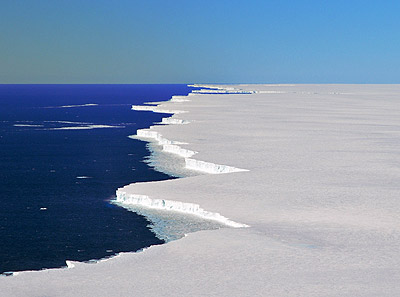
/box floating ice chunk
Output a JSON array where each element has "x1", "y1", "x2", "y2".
[{"x1": 66, "y1": 261, "x2": 74, "y2": 268}]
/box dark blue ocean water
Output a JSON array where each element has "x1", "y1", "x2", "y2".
[{"x1": 0, "y1": 84, "x2": 193, "y2": 274}]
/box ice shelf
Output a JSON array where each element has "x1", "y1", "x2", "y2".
[{"x1": 3, "y1": 85, "x2": 400, "y2": 297}]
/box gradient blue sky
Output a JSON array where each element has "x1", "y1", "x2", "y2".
[{"x1": 1, "y1": 0, "x2": 399, "y2": 83}]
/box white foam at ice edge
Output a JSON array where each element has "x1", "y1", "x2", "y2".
[{"x1": 115, "y1": 190, "x2": 248, "y2": 228}]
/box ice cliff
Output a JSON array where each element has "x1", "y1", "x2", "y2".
[
  {"x1": 115, "y1": 190, "x2": 248, "y2": 228},
  {"x1": 133, "y1": 128, "x2": 248, "y2": 173},
  {"x1": 131, "y1": 105, "x2": 186, "y2": 114}
]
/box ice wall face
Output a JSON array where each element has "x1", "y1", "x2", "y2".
[
  {"x1": 185, "y1": 158, "x2": 248, "y2": 174},
  {"x1": 134, "y1": 128, "x2": 248, "y2": 174},
  {"x1": 160, "y1": 118, "x2": 189, "y2": 125},
  {"x1": 131, "y1": 105, "x2": 186, "y2": 114},
  {"x1": 162, "y1": 144, "x2": 196, "y2": 158},
  {"x1": 115, "y1": 190, "x2": 248, "y2": 228}
]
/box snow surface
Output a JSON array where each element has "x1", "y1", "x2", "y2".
[{"x1": 2, "y1": 84, "x2": 400, "y2": 296}]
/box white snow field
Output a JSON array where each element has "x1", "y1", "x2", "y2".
[{"x1": 1, "y1": 84, "x2": 400, "y2": 296}]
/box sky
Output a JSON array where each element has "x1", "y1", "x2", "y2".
[{"x1": 1, "y1": 0, "x2": 400, "y2": 84}]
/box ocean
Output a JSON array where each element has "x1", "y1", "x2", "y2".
[{"x1": 0, "y1": 84, "x2": 193, "y2": 274}]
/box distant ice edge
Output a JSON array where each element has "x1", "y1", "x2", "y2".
[{"x1": 115, "y1": 190, "x2": 248, "y2": 228}]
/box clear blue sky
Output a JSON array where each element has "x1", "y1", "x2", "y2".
[{"x1": 1, "y1": 0, "x2": 399, "y2": 83}]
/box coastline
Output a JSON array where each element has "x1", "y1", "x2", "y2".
[{"x1": 2, "y1": 84, "x2": 400, "y2": 296}]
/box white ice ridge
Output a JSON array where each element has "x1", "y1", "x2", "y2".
[
  {"x1": 133, "y1": 129, "x2": 196, "y2": 157},
  {"x1": 188, "y1": 84, "x2": 232, "y2": 90},
  {"x1": 170, "y1": 95, "x2": 190, "y2": 102},
  {"x1": 135, "y1": 129, "x2": 174, "y2": 145},
  {"x1": 131, "y1": 105, "x2": 186, "y2": 114},
  {"x1": 163, "y1": 144, "x2": 196, "y2": 158},
  {"x1": 192, "y1": 89, "x2": 255, "y2": 94},
  {"x1": 185, "y1": 158, "x2": 249, "y2": 174},
  {"x1": 134, "y1": 128, "x2": 248, "y2": 173},
  {"x1": 115, "y1": 190, "x2": 249, "y2": 228},
  {"x1": 160, "y1": 117, "x2": 189, "y2": 125}
]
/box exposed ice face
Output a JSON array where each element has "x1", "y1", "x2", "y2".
[
  {"x1": 115, "y1": 191, "x2": 249, "y2": 229},
  {"x1": 143, "y1": 142, "x2": 200, "y2": 178},
  {"x1": 162, "y1": 144, "x2": 196, "y2": 158},
  {"x1": 185, "y1": 158, "x2": 249, "y2": 174},
  {"x1": 170, "y1": 95, "x2": 190, "y2": 102},
  {"x1": 160, "y1": 117, "x2": 189, "y2": 125},
  {"x1": 133, "y1": 128, "x2": 248, "y2": 175},
  {"x1": 131, "y1": 105, "x2": 186, "y2": 114},
  {"x1": 112, "y1": 201, "x2": 226, "y2": 242}
]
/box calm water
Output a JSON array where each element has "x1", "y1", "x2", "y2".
[{"x1": 0, "y1": 84, "x2": 193, "y2": 274}]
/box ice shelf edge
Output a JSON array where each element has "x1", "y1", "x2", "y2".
[{"x1": 115, "y1": 191, "x2": 249, "y2": 228}]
